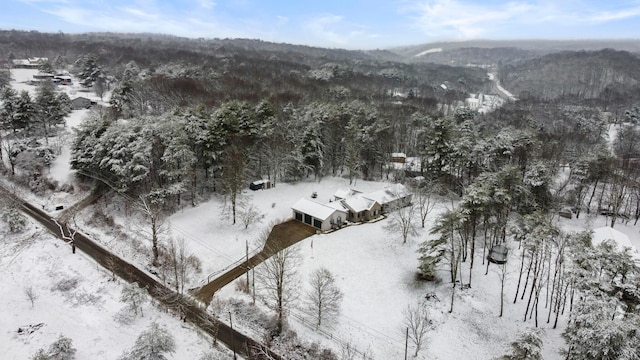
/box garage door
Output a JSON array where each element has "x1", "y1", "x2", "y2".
[
  {"x1": 304, "y1": 214, "x2": 312, "y2": 225},
  {"x1": 295, "y1": 211, "x2": 302, "y2": 221}
]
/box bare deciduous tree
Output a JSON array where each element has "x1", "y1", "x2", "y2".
[
  {"x1": 385, "y1": 201, "x2": 418, "y2": 244},
  {"x1": 415, "y1": 183, "x2": 438, "y2": 228},
  {"x1": 239, "y1": 202, "x2": 265, "y2": 230},
  {"x1": 138, "y1": 194, "x2": 168, "y2": 266},
  {"x1": 306, "y1": 267, "x2": 343, "y2": 328},
  {"x1": 24, "y1": 284, "x2": 38, "y2": 308},
  {"x1": 165, "y1": 237, "x2": 202, "y2": 294},
  {"x1": 257, "y1": 245, "x2": 300, "y2": 334},
  {"x1": 403, "y1": 303, "x2": 433, "y2": 357}
]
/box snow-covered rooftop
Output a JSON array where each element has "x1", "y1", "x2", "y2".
[
  {"x1": 364, "y1": 183, "x2": 410, "y2": 205},
  {"x1": 334, "y1": 188, "x2": 362, "y2": 200},
  {"x1": 342, "y1": 195, "x2": 377, "y2": 212},
  {"x1": 292, "y1": 198, "x2": 346, "y2": 220}
]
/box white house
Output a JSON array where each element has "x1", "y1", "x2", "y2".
[
  {"x1": 292, "y1": 198, "x2": 347, "y2": 231},
  {"x1": 341, "y1": 196, "x2": 382, "y2": 222},
  {"x1": 364, "y1": 183, "x2": 412, "y2": 213},
  {"x1": 334, "y1": 188, "x2": 362, "y2": 201}
]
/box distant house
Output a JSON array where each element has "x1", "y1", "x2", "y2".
[
  {"x1": 390, "y1": 152, "x2": 406, "y2": 163},
  {"x1": 53, "y1": 75, "x2": 72, "y2": 85},
  {"x1": 364, "y1": 183, "x2": 412, "y2": 213},
  {"x1": 292, "y1": 198, "x2": 347, "y2": 231},
  {"x1": 32, "y1": 73, "x2": 54, "y2": 82},
  {"x1": 71, "y1": 97, "x2": 94, "y2": 110},
  {"x1": 12, "y1": 57, "x2": 48, "y2": 69}
]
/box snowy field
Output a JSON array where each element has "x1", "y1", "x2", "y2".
[
  {"x1": 0, "y1": 218, "x2": 229, "y2": 359},
  {"x1": 10, "y1": 68, "x2": 104, "y2": 104},
  {"x1": 162, "y1": 172, "x2": 640, "y2": 359}
]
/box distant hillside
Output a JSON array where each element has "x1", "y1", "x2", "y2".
[
  {"x1": 391, "y1": 39, "x2": 640, "y2": 65},
  {"x1": 407, "y1": 47, "x2": 541, "y2": 66},
  {"x1": 498, "y1": 49, "x2": 640, "y2": 101}
]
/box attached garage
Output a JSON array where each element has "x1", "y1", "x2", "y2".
[{"x1": 292, "y1": 198, "x2": 347, "y2": 232}]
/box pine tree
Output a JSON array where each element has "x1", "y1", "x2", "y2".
[
  {"x1": 121, "y1": 322, "x2": 175, "y2": 360},
  {"x1": 120, "y1": 282, "x2": 148, "y2": 317},
  {"x1": 32, "y1": 334, "x2": 76, "y2": 360},
  {"x1": 77, "y1": 53, "x2": 104, "y2": 88},
  {"x1": 500, "y1": 328, "x2": 544, "y2": 360}
]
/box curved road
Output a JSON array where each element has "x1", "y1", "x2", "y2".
[{"x1": 6, "y1": 189, "x2": 282, "y2": 360}]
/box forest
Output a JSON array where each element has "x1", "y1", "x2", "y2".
[{"x1": 1, "y1": 30, "x2": 640, "y2": 359}]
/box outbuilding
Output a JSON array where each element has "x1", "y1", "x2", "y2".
[
  {"x1": 71, "y1": 97, "x2": 94, "y2": 110},
  {"x1": 249, "y1": 179, "x2": 271, "y2": 190},
  {"x1": 292, "y1": 198, "x2": 347, "y2": 231}
]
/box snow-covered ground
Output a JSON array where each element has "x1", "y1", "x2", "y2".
[
  {"x1": 1, "y1": 69, "x2": 230, "y2": 360},
  {"x1": 10, "y1": 68, "x2": 106, "y2": 104},
  {"x1": 0, "y1": 218, "x2": 229, "y2": 359},
  {"x1": 6, "y1": 67, "x2": 640, "y2": 359}
]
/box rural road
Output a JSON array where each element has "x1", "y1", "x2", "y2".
[{"x1": 2, "y1": 186, "x2": 283, "y2": 360}]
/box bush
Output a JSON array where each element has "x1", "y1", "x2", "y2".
[{"x1": 2, "y1": 207, "x2": 27, "y2": 233}]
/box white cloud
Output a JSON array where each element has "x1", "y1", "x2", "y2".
[
  {"x1": 404, "y1": 0, "x2": 640, "y2": 39},
  {"x1": 305, "y1": 14, "x2": 349, "y2": 45},
  {"x1": 18, "y1": 0, "x2": 70, "y2": 3},
  {"x1": 119, "y1": 7, "x2": 159, "y2": 20},
  {"x1": 197, "y1": 0, "x2": 215, "y2": 10},
  {"x1": 585, "y1": 6, "x2": 640, "y2": 22}
]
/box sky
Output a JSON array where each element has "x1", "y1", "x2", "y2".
[{"x1": 2, "y1": 0, "x2": 640, "y2": 49}]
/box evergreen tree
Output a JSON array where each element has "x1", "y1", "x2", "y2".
[
  {"x1": 35, "y1": 81, "x2": 70, "y2": 140},
  {"x1": 0, "y1": 87, "x2": 18, "y2": 130},
  {"x1": 77, "y1": 53, "x2": 104, "y2": 88},
  {"x1": 120, "y1": 322, "x2": 175, "y2": 360},
  {"x1": 563, "y1": 292, "x2": 640, "y2": 360},
  {"x1": 120, "y1": 282, "x2": 148, "y2": 317},
  {"x1": 500, "y1": 328, "x2": 544, "y2": 360},
  {"x1": 32, "y1": 334, "x2": 76, "y2": 360}
]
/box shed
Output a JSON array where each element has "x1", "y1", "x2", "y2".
[
  {"x1": 488, "y1": 244, "x2": 509, "y2": 264},
  {"x1": 249, "y1": 179, "x2": 271, "y2": 190},
  {"x1": 390, "y1": 152, "x2": 406, "y2": 163},
  {"x1": 71, "y1": 97, "x2": 94, "y2": 110},
  {"x1": 292, "y1": 198, "x2": 347, "y2": 231}
]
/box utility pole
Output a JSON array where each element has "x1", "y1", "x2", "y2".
[
  {"x1": 246, "y1": 239, "x2": 250, "y2": 287},
  {"x1": 404, "y1": 327, "x2": 409, "y2": 360},
  {"x1": 229, "y1": 311, "x2": 237, "y2": 360}
]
